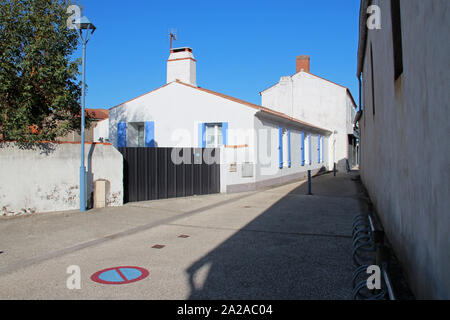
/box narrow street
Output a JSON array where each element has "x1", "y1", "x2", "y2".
[{"x1": 0, "y1": 172, "x2": 366, "y2": 299}]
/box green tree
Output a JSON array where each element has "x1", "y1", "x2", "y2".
[{"x1": 0, "y1": 0, "x2": 90, "y2": 147}]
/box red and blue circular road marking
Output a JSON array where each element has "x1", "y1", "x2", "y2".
[{"x1": 91, "y1": 266, "x2": 149, "y2": 285}]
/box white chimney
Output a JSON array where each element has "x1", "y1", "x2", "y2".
[{"x1": 167, "y1": 47, "x2": 197, "y2": 86}]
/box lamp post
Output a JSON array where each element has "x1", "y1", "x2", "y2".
[{"x1": 75, "y1": 16, "x2": 96, "y2": 212}]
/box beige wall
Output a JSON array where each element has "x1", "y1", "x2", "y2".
[
  {"x1": 57, "y1": 124, "x2": 97, "y2": 143},
  {"x1": 359, "y1": 0, "x2": 450, "y2": 299}
]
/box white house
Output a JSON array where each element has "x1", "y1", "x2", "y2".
[
  {"x1": 260, "y1": 55, "x2": 358, "y2": 171},
  {"x1": 109, "y1": 47, "x2": 332, "y2": 193}
]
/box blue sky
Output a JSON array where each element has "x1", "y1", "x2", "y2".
[{"x1": 78, "y1": 0, "x2": 360, "y2": 109}]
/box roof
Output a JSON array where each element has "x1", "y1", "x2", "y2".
[
  {"x1": 259, "y1": 71, "x2": 358, "y2": 108},
  {"x1": 174, "y1": 80, "x2": 331, "y2": 133},
  {"x1": 86, "y1": 108, "x2": 109, "y2": 120},
  {"x1": 109, "y1": 80, "x2": 330, "y2": 133}
]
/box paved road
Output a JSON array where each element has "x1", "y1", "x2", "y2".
[{"x1": 0, "y1": 172, "x2": 366, "y2": 299}]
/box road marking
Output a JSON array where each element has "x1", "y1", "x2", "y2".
[
  {"x1": 0, "y1": 192, "x2": 260, "y2": 277},
  {"x1": 91, "y1": 266, "x2": 149, "y2": 285}
]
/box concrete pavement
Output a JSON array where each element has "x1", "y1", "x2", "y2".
[{"x1": 0, "y1": 171, "x2": 367, "y2": 299}]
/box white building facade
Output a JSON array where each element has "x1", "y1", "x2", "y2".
[
  {"x1": 356, "y1": 0, "x2": 450, "y2": 299},
  {"x1": 260, "y1": 56, "x2": 358, "y2": 171},
  {"x1": 109, "y1": 47, "x2": 331, "y2": 193},
  {"x1": 93, "y1": 119, "x2": 109, "y2": 143}
]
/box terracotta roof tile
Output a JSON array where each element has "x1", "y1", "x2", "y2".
[
  {"x1": 86, "y1": 109, "x2": 109, "y2": 120},
  {"x1": 175, "y1": 80, "x2": 331, "y2": 133},
  {"x1": 108, "y1": 80, "x2": 331, "y2": 133}
]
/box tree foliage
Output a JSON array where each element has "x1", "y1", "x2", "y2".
[{"x1": 0, "y1": 0, "x2": 90, "y2": 147}]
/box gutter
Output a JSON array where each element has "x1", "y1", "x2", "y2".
[
  {"x1": 356, "y1": 0, "x2": 370, "y2": 77},
  {"x1": 354, "y1": 75, "x2": 363, "y2": 125},
  {"x1": 255, "y1": 110, "x2": 332, "y2": 135},
  {"x1": 355, "y1": 0, "x2": 369, "y2": 125}
]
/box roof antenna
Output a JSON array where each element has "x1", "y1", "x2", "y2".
[{"x1": 169, "y1": 28, "x2": 177, "y2": 50}]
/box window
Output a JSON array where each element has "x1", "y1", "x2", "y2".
[
  {"x1": 304, "y1": 134, "x2": 311, "y2": 165},
  {"x1": 205, "y1": 123, "x2": 223, "y2": 148},
  {"x1": 321, "y1": 136, "x2": 325, "y2": 163},
  {"x1": 317, "y1": 135, "x2": 322, "y2": 163},
  {"x1": 308, "y1": 134, "x2": 312, "y2": 165},
  {"x1": 282, "y1": 129, "x2": 289, "y2": 168},
  {"x1": 301, "y1": 132, "x2": 305, "y2": 166},
  {"x1": 391, "y1": 0, "x2": 403, "y2": 80}
]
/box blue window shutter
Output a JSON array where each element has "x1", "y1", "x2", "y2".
[
  {"x1": 145, "y1": 121, "x2": 155, "y2": 147},
  {"x1": 117, "y1": 122, "x2": 127, "y2": 148},
  {"x1": 198, "y1": 123, "x2": 206, "y2": 148},
  {"x1": 318, "y1": 135, "x2": 321, "y2": 163},
  {"x1": 222, "y1": 122, "x2": 228, "y2": 146},
  {"x1": 301, "y1": 132, "x2": 305, "y2": 166},
  {"x1": 308, "y1": 134, "x2": 312, "y2": 165},
  {"x1": 287, "y1": 129, "x2": 291, "y2": 168},
  {"x1": 278, "y1": 126, "x2": 283, "y2": 169}
]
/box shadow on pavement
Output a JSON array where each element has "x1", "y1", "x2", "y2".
[{"x1": 186, "y1": 172, "x2": 367, "y2": 299}]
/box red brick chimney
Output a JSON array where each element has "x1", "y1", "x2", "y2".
[{"x1": 296, "y1": 55, "x2": 310, "y2": 73}]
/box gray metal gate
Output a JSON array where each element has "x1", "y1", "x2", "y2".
[{"x1": 119, "y1": 147, "x2": 220, "y2": 203}]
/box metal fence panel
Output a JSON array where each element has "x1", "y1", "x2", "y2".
[{"x1": 119, "y1": 147, "x2": 220, "y2": 203}]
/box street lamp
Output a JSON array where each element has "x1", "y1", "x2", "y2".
[{"x1": 75, "y1": 16, "x2": 96, "y2": 212}]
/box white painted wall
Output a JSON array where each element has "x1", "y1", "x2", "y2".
[
  {"x1": 93, "y1": 119, "x2": 110, "y2": 142},
  {"x1": 246, "y1": 116, "x2": 327, "y2": 191},
  {"x1": 0, "y1": 143, "x2": 123, "y2": 216},
  {"x1": 110, "y1": 81, "x2": 330, "y2": 193},
  {"x1": 110, "y1": 82, "x2": 256, "y2": 149},
  {"x1": 261, "y1": 71, "x2": 355, "y2": 171},
  {"x1": 219, "y1": 119, "x2": 329, "y2": 193},
  {"x1": 167, "y1": 49, "x2": 197, "y2": 86},
  {"x1": 358, "y1": 0, "x2": 450, "y2": 299}
]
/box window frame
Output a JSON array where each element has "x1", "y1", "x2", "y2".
[{"x1": 205, "y1": 123, "x2": 223, "y2": 148}]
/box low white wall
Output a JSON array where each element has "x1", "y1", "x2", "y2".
[{"x1": 0, "y1": 143, "x2": 123, "y2": 216}]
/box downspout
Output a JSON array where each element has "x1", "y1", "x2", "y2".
[
  {"x1": 354, "y1": 75, "x2": 363, "y2": 125},
  {"x1": 358, "y1": 74, "x2": 362, "y2": 166},
  {"x1": 358, "y1": 74, "x2": 362, "y2": 114}
]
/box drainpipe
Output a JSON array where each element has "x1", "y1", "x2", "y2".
[
  {"x1": 358, "y1": 74, "x2": 362, "y2": 113},
  {"x1": 357, "y1": 74, "x2": 362, "y2": 166}
]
